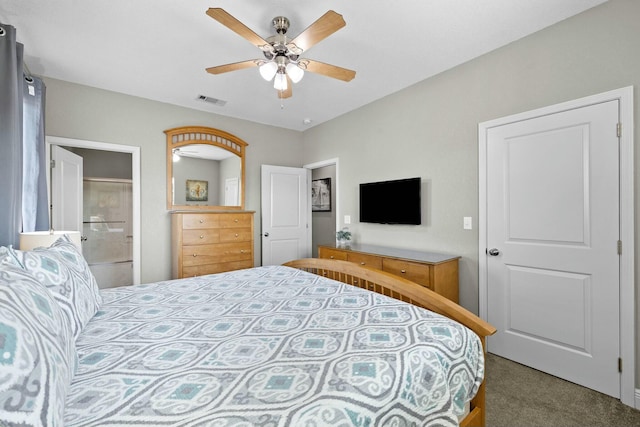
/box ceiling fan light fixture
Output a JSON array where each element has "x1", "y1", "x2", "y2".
[
  {"x1": 286, "y1": 63, "x2": 304, "y2": 83},
  {"x1": 274, "y1": 72, "x2": 288, "y2": 91},
  {"x1": 259, "y1": 61, "x2": 278, "y2": 81}
]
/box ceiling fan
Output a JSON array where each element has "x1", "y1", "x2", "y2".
[{"x1": 205, "y1": 8, "x2": 356, "y2": 99}]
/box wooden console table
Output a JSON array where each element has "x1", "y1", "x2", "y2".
[{"x1": 318, "y1": 243, "x2": 460, "y2": 303}]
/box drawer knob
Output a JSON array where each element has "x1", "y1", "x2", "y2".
[
  {"x1": 199, "y1": 235, "x2": 204, "y2": 239},
  {"x1": 330, "y1": 256, "x2": 335, "y2": 259},
  {"x1": 401, "y1": 269, "x2": 406, "y2": 274},
  {"x1": 240, "y1": 250, "x2": 245, "y2": 253},
  {"x1": 234, "y1": 219, "x2": 239, "y2": 223},
  {"x1": 199, "y1": 219, "x2": 204, "y2": 223},
  {"x1": 235, "y1": 233, "x2": 239, "y2": 237},
  {"x1": 360, "y1": 262, "x2": 365, "y2": 265},
  {"x1": 192, "y1": 254, "x2": 197, "y2": 257}
]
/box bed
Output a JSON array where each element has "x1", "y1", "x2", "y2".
[{"x1": 0, "y1": 236, "x2": 495, "y2": 427}]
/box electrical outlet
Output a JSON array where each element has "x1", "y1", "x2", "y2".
[
  {"x1": 344, "y1": 215, "x2": 351, "y2": 224},
  {"x1": 463, "y1": 217, "x2": 472, "y2": 230}
]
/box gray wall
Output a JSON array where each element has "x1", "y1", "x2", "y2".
[
  {"x1": 43, "y1": 77, "x2": 304, "y2": 283},
  {"x1": 302, "y1": 0, "x2": 640, "y2": 387},
  {"x1": 68, "y1": 147, "x2": 132, "y2": 180}
]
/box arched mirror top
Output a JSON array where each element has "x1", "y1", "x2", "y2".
[{"x1": 166, "y1": 126, "x2": 248, "y2": 211}]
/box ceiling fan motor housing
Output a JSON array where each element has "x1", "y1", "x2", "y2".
[{"x1": 272, "y1": 16, "x2": 290, "y2": 34}]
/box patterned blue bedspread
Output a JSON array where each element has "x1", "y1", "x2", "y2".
[{"x1": 64, "y1": 265, "x2": 484, "y2": 426}]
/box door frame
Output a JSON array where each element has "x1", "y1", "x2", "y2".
[
  {"x1": 304, "y1": 157, "x2": 340, "y2": 238},
  {"x1": 46, "y1": 136, "x2": 141, "y2": 285},
  {"x1": 478, "y1": 86, "x2": 635, "y2": 406}
]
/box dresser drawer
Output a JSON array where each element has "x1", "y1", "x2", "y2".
[
  {"x1": 383, "y1": 258, "x2": 431, "y2": 289},
  {"x1": 319, "y1": 247, "x2": 348, "y2": 260},
  {"x1": 182, "y1": 229, "x2": 220, "y2": 245},
  {"x1": 182, "y1": 242, "x2": 252, "y2": 266},
  {"x1": 347, "y1": 252, "x2": 382, "y2": 269},
  {"x1": 182, "y1": 214, "x2": 220, "y2": 229},
  {"x1": 182, "y1": 260, "x2": 253, "y2": 277},
  {"x1": 219, "y1": 213, "x2": 252, "y2": 228},
  {"x1": 219, "y1": 228, "x2": 252, "y2": 243}
]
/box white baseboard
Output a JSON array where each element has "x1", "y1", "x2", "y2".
[{"x1": 635, "y1": 388, "x2": 640, "y2": 409}]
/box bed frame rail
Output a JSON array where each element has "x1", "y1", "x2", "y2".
[{"x1": 284, "y1": 258, "x2": 496, "y2": 427}]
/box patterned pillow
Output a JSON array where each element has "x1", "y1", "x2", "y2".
[
  {"x1": 0, "y1": 263, "x2": 76, "y2": 426},
  {"x1": 8, "y1": 235, "x2": 103, "y2": 340},
  {"x1": 0, "y1": 246, "x2": 15, "y2": 267}
]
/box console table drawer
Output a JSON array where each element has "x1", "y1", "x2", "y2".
[
  {"x1": 383, "y1": 259, "x2": 431, "y2": 289},
  {"x1": 348, "y1": 252, "x2": 382, "y2": 269},
  {"x1": 317, "y1": 244, "x2": 459, "y2": 303},
  {"x1": 318, "y1": 247, "x2": 348, "y2": 260}
]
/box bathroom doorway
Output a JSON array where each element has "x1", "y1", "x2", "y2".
[{"x1": 46, "y1": 136, "x2": 141, "y2": 288}]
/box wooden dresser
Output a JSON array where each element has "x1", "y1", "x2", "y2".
[
  {"x1": 318, "y1": 243, "x2": 460, "y2": 303},
  {"x1": 171, "y1": 211, "x2": 254, "y2": 279}
]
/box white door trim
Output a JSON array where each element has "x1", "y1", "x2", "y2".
[
  {"x1": 478, "y1": 86, "x2": 634, "y2": 406},
  {"x1": 46, "y1": 136, "x2": 142, "y2": 286},
  {"x1": 304, "y1": 157, "x2": 340, "y2": 235}
]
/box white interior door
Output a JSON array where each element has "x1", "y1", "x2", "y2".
[
  {"x1": 485, "y1": 100, "x2": 620, "y2": 397},
  {"x1": 224, "y1": 177, "x2": 239, "y2": 206},
  {"x1": 261, "y1": 165, "x2": 310, "y2": 265},
  {"x1": 51, "y1": 145, "x2": 83, "y2": 233}
]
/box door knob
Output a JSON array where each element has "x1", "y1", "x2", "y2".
[
  {"x1": 488, "y1": 248, "x2": 500, "y2": 256},
  {"x1": 263, "y1": 232, "x2": 269, "y2": 237}
]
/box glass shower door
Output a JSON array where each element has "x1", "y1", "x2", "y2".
[{"x1": 82, "y1": 178, "x2": 133, "y2": 288}]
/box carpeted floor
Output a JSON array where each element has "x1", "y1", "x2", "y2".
[{"x1": 484, "y1": 353, "x2": 640, "y2": 426}]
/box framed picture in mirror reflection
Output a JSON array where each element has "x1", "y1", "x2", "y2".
[{"x1": 186, "y1": 179, "x2": 209, "y2": 202}]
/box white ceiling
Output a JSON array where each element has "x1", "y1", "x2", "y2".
[{"x1": 1, "y1": 0, "x2": 606, "y2": 131}]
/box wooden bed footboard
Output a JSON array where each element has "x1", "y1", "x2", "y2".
[{"x1": 284, "y1": 258, "x2": 497, "y2": 427}]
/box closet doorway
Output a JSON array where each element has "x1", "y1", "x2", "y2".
[{"x1": 46, "y1": 136, "x2": 141, "y2": 288}]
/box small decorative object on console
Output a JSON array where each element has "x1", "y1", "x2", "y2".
[{"x1": 336, "y1": 227, "x2": 351, "y2": 247}]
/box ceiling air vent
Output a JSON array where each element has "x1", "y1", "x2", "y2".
[{"x1": 196, "y1": 94, "x2": 227, "y2": 107}]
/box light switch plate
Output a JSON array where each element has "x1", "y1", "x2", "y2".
[
  {"x1": 344, "y1": 215, "x2": 351, "y2": 224},
  {"x1": 463, "y1": 217, "x2": 472, "y2": 230}
]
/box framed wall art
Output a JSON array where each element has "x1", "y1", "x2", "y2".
[
  {"x1": 312, "y1": 177, "x2": 331, "y2": 212},
  {"x1": 186, "y1": 179, "x2": 209, "y2": 202}
]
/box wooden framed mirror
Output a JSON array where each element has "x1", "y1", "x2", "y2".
[{"x1": 165, "y1": 126, "x2": 247, "y2": 211}]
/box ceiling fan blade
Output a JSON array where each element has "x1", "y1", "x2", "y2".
[
  {"x1": 288, "y1": 10, "x2": 346, "y2": 53},
  {"x1": 206, "y1": 60, "x2": 260, "y2": 75},
  {"x1": 278, "y1": 76, "x2": 293, "y2": 99},
  {"x1": 301, "y1": 59, "x2": 356, "y2": 82},
  {"x1": 206, "y1": 8, "x2": 271, "y2": 49}
]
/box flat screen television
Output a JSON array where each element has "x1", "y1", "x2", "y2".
[{"x1": 359, "y1": 177, "x2": 421, "y2": 225}]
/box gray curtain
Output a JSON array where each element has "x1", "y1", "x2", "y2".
[
  {"x1": 0, "y1": 23, "x2": 23, "y2": 248},
  {"x1": 0, "y1": 22, "x2": 49, "y2": 247},
  {"x1": 22, "y1": 74, "x2": 49, "y2": 232}
]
